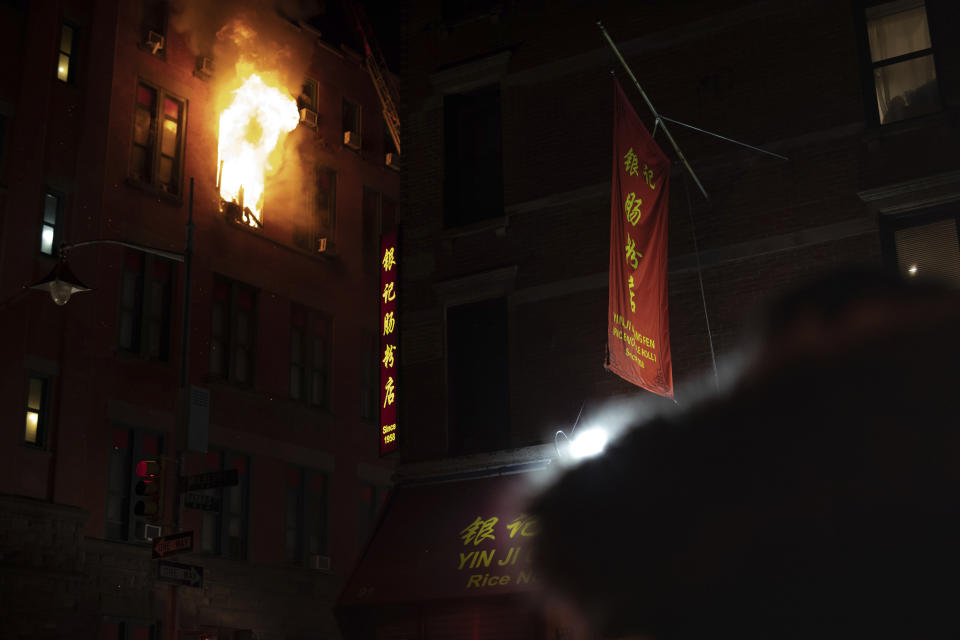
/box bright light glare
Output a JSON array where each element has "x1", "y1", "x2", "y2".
[
  {"x1": 569, "y1": 427, "x2": 608, "y2": 460},
  {"x1": 908, "y1": 264, "x2": 918, "y2": 276}
]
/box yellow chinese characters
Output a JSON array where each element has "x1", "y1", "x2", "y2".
[
  {"x1": 382, "y1": 246, "x2": 396, "y2": 272},
  {"x1": 506, "y1": 514, "x2": 538, "y2": 538},
  {"x1": 383, "y1": 311, "x2": 395, "y2": 336},
  {"x1": 382, "y1": 344, "x2": 395, "y2": 368},
  {"x1": 383, "y1": 376, "x2": 395, "y2": 408},
  {"x1": 460, "y1": 516, "x2": 498, "y2": 546},
  {"x1": 624, "y1": 234, "x2": 641, "y2": 270},
  {"x1": 642, "y1": 163, "x2": 656, "y2": 190},
  {"x1": 628, "y1": 275, "x2": 636, "y2": 313},
  {"x1": 382, "y1": 281, "x2": 396, "y2": 303},
  {"x1": 623, "y1": 147, "x2": 639, "y2": 177},
  {"x1": 624, "y1": 192, "x2": 642, "y2": 226}
]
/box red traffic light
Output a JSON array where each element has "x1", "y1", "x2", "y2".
[{"x1": 136, "y1": 459, "x2": 160, "y2": 478}]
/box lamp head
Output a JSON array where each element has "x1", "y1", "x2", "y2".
[{"x1": 30, "y1": 259, "x2": 91, "y2": 305}]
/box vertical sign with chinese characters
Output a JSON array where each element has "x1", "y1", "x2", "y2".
[
  {"x1": 380, "y1": 229, "x2": 399, "y2": 455},
  {"x1": 607, "y1": 80, "x2": 674, "y2": 398}
]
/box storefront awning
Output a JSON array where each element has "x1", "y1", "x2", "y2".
[{"x1": 338, "y1": 465, "x2": 549, "y2": 608}]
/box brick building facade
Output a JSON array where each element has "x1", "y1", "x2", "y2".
[
  {"x1": 338, "y1": 0, "x2": 960, "y2": 636},
  {"x1": 0, "y1": 1, "x2": 398, "y2": 638}
]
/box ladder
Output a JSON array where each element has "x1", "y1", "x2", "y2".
[{"x1": 346, "y1": 1, "x2": 402, "y2": 156}]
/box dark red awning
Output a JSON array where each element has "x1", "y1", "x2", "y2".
[{"x1": 338, "y1": 468, "x2": 548, "y2": 607}]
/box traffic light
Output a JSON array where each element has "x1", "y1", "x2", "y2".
[{"x1": 134, "y1": 459, "x2": 164, "y2": 521}]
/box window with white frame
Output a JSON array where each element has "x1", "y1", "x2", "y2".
[{"x1": 865, "y1": 0, "x2": 940, "y2": 124}]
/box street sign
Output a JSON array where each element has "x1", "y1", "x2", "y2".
[
  {"x1": 180, "y1": 468, "x2": 239, "y2": 492},
  {"x1": 152, "y1": 530, "x2": 194, "y2": 559},
  {"x1": 183, "y1": 492, "x2": 221, "y2": 512},
  {"x1": 157, "y1": 560, "x2": 203, "y2": 588}
]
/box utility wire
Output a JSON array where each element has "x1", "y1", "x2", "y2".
[
  {"x1": 660, "y1": 116, "x2": 789, "y2": 161},
  {"x1": 684, "y1": 170, "x2": 720, "y2": 391}
]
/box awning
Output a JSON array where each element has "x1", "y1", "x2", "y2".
[{"x1": 338, "y1": 466, "x2": 548, "y2": 608}]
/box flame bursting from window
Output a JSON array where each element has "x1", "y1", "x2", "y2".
[{"x1": 217, "y1": 72, "x2": 299, "y2": 227}]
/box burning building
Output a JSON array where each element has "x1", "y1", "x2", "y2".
[{"x1": 0, "y1": 1, "x2": 399, "y2": 638}]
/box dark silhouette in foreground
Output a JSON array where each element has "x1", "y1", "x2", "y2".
[{"x1": 530, "y1": 271, "x2": 960, "y2": 639}]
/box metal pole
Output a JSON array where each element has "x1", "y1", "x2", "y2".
[{"x1": 597, "y1": 21, "x2": 710, "y2": 201}]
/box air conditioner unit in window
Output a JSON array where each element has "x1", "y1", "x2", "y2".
[
  {"x1": 145, "y1": 30, "x2": 165, "y2": 55},
  {"x1": 195, "y1": 56, "x2": 214, "y2": 78},
  {"x1": 343, "y1": 130, "x2": 360, "y2": 149},
  {"x1": 385, "y1": 152, "x2": 400, "y2": 169},
  {"x1": 144, "y1": 523, "x2": 162, "y2": 540},
  {"x1": 310, "y1": 554, "x2": 331, "y2": 571},
  {"x1": 299, "y1": 108, "x2": 318, "y2": 127}
]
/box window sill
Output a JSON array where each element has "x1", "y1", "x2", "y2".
[
  {"x1": 440, "y1": 215, "x2": 509, "y2": 240},
  {"x1": 862, "y1": 108, "x2": 955, "y2": 142},
  {"x1": 125, "y1": 178, "x2": 183, "y2": 206},
  {"x1": 21, "y1": 442, "x2": 51, "y2": 454},
  {"x1": 223, "y1": 215, "x2": 339, "y2": 262}
]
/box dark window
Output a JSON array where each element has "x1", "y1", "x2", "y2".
[
  {"x1": 130, "y1": 82, "x2": 185, "y2": 195},
  {"x1": 864, "y1": 0, "x2": 940, "y2": 124},
  {"x1": 289, "y1": 306, "x2": 330, "y2": 407},
  {"x1": 199, "y1": 449, "x2": 249, "y2": 559},
  {"x1": 285, "y1": 468, "x2": 329, "y2": 565},
  {"x1": 105, "y1": 428, "x2": 162, "y2": 542},
  {"x1": 100, "y1": 619, "x2": 157, "y2": 640},
  {"x1": 140, "y1": 0, "x2": 167, "y2": 50},
  {"x1": 118, "y1": 251, "x2": 174, "y2": 361},
  {"x1": 880, "y1": 205, "x2": 960, "y2": 284},
  {"x1": 209, "y1": 277, "x2": 257, "y2": 386},
  {"x1": 357, "y1": 484, "x2": 389, "y2": 547},
  {"x1": 360, "y1": 331, "x2": 377, "y2": 421},
  {"x1": 300, "y1": 77, "x2": 319, "y2": 113},
  {"x1": 343, "y1": 98, "x2": 361, "y2": 149},
  {"x1": 24, "y1": 375, "x2": 50, "y2": 446},
  {"x1": 40, "y1": 190, "x2": 63, "y2": 256},
  {"x1": 444, "y1": 85, "x2": 503, "y2": 227},
  {"x1": 362, "y1": 187, "x2": 381, "y2": 274},
  {"x1": 56, "y1": 24, "x2": 74, "y2": 83},
  {"x1": 0, "y1": 113, "x2": 8, "y2": 181},
  {"x1": 447, "y1": 297, "x2": 509, "y2": 455}
]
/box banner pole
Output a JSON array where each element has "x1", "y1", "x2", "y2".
[{"x1": 598, "y1": 20, "x2": 710, "y2": 201}]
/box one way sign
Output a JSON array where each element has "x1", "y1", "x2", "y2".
[{"x1": 157, "y1": 560, "x2": 203, "y2": 588}]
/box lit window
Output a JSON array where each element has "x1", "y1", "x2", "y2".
[
  {"x1": 40, "y1": 191, "x2": 61, "y2": 256},
  {"x1": 25, "y1": 376, "x2": 47, "y2": 445},
  {"x1": 56, "y1": 24, "x2": 73, "y2": 83},
  {"x1": 866, "y1": 0, "x2": 939, "y2": 124},
  {"x1": 890, "y1": 215, "x2": 960, "y2": 285},
  {"x1": 130, "y1": 82, "x2": 185, "y2": 195}
]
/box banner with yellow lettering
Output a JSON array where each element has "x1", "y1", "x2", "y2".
[{"x1": 607, "y1": 80, "x2": 673, "y2": 398}]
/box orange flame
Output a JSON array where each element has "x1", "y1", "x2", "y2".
[{"x1": 217, "y1": 72, "x2": 299, "y2": 227}]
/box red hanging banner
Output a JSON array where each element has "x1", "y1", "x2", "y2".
[
  {"x1": 380, "y1": 229, "x2": 399, "y2": 455},
  {"x1": 607, "y1": 80, "x2": 673, "y2": 398}
]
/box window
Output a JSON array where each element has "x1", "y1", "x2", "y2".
[
  {"x1": 118, "y1": 251, "x2": 174, "y2": 360},
  {"x1": 880, "y1": 205, "x2": 960, "y2": 285},
  {"x1": 24, "y1": 375, "x2": 49, "y2": 446},
  {"x1": 360, "y1": 331, "x2": 377, "y2": 421},
  {"x1": 444, "y1": 85, "x2": 503, "y2": 226},
  {"x1": 295, "y1": 168, "x2": 336, "y2": 252},
  {"x1": 105, "y1": 428, "x2": 163, "y2": 542},
  {"x1": 342, "y1": 98, "x2": 361, "y2": 149},
  {"x1": 362, "y1": 190, "x2": 396, "y2": 275},
  {"x1": 40, "y1": 190, "x2": 62, "y2": 256},
  {"x1": 210, "y1": 277, "x2": 257, "y2": 385},
  {"x1": 447, "y1": 297, "x2": 509, "y2": 455},
  {"x1": 300, "y1": 77, "x2": 319, "y2": 113},
  {"x1": 130, "y1": 82, "x2": 186, "y2": 195},
  {"x1": 101, "y1": 618, "x2": 157, "y2": 640},
  {"x1": 289, "y1": 306, "x2": 331, "y2": 407},
  {"x1": 199, "y1": 450, "x2": 249, "y2": 559},
  {"x1": 285, "y1": 468, "x2": 329, "y2": 565},
  {"x1": 865, "y1": 0, "x2": 940, "y2": 124},
  {"x1": 358, "y1": 484, "x2": 389, "y2": 547},
  {"x1": 140, "y1": 0, "x2": 167, "y2": 47},
  {"x1": 56, "y1": 24, "x2": 74, "y2": 83}
]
